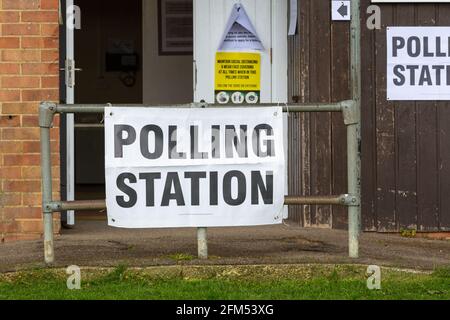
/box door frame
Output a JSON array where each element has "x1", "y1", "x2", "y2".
[
  {"x1": 60, "y1": 0, "x2": 76, "y2": 225},
  {"x1": 65, "y1": 0, "x2": 76, "y2": 225}
]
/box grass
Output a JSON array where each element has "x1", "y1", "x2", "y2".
[
  {"x1": 166, "y1": 253, "x2": 196, "y2": 262},
  {"x1": 0, "y1": 264, "x2": 449, "y2": 300}
]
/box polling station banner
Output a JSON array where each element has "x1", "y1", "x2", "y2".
[
  {"x1": 104, "y1": 107, "x2": 285, "y2": 228},
  {"x1": 387, "y1": 26, "x2": 450, "y2": 100}
]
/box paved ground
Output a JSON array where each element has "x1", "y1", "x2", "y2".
[{"x1": 0, "y1": 220, "x2": 449, "y2": 272}]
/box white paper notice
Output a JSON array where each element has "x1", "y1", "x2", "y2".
[{"x1": 218, "y1": 3, "x2": 264, "y2": 51}]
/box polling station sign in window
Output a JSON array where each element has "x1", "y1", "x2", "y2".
[
  {"x1": 104, "y1": 107, "x2": 285, "y2": 228},
  {"x1": 387, "y1": 27, "x2": 450, "y2": 100}
]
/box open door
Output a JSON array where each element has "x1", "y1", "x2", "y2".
[
  {"x1": 63, "y1": 0, "x2": 143, "y2": 226},
  {"x1": 61, "y1": 0, "x2": 286, "y2": 228}
]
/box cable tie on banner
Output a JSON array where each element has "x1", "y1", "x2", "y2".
[{"x1": 103, "y1": 103, "x2": 113, "y2": 121}]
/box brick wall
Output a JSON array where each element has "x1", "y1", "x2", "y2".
[{"x1": 0, "y1": 0, "x2": 60, "y2": 242}]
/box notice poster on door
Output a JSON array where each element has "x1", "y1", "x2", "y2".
[
  {"x1": 215, "y1": 52, "x2": 261, "y2": 104},
  {"x1": 214, "y1": 4, "x2": 263, "y2": 105},
  {"x1": 218, "y1": 3, "x2": 264, "y2": 52}
]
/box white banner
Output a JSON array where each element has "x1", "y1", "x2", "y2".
[
  {"x1": 105, "y1": 107, "x2": 285, "y2": 228},
  {"x1": 387, "y1": 27, "x2": 450, "y2": 100}
]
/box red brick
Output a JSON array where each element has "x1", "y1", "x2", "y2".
[
  {"x1": 0, "y1": 63, "x2": 21, "y2": 74},
  {"x1": 2, "y1": 23, "x2": 40, "y2": 35},
  {"x1": 22, "y1": 89, "x2": 58, "y2": 101},
  {"x1": 41, "y1": 23, "x2": 59, "y2": 36},
  {"x1": 3, "y1": 180, "x2": 41, "y2": 193},
  {"x1": 0, "y1": 167, "x2": 22, "y2": 179},
  {"x1": 0, "y1": 37, "x2": 20, "y2": 48},
  {"x1": 4, "y1": 207, "x2": 42, "y2": 220},
  {"x1": 4, "y1": 154, "x2": 40, "y2": 166},
  {"x1": 2, "y1": 234, "x2": 41, "y2": 242},
  {"x1": 53, "y1": 114, "x2": 60, "y2": 126},
  {"x1": 21, "y1": 115, "x2": 38, "y2": 127},
  {"x1": 2, "y1": 0, "x2": 40, "y2": 10},
  {"x1": 0, "y1": 90, "x2": 20, "y2": 102},
  {"x1": 41, "y1": 49, "x2": 58, "y2": 62},
  {"x1": 31, "y1": 139, "x2": 58, "y2": 152},
  {"x1": 0, "y1": 193, "x2": 22, "y2": 206},
  {"x1": 21, "y1": 37, "x2": 58, "y2": 49},
  {"x1": 0, "y1": 12, "x2": 20, "y2": 23},
  {"x1": 0, "y1": 115, "x2": 20, "y2": 127},
  {"x1": 22, "y1": 62, "x2": 58, "y2": 75},
  {"x1": 2, "y1": 127, "x2": 40, "y2": 140},
  {"x1": 41, "y1": 0, "x2": 59, "y2": 10},
  {"x1": 22, "y1": 140, "x2": 40, "y2": 152},
  {"x1": 41, "y1": 76, "x2": 59, "y2": 88},
  {"x1": 0, "y1": 3, "x2": 62, "y2": 243},
  {"x1": 1, "y1": 222, "x2": 20, "y2": 234},
  {"x1": 2, "y1": 76, "x2": 40, "y2": 88},
  {"x1": 50, "y1": 126, "x2": 59, "y2": 139},
  {"x1": 2, "y1": 49, "x2": 40, "y2": 62},
  {"x1": 51, "y1": 154, "x2": 60, "y2": 166},
  {"x1": 22, "y1": 193, "x2": 41, "y2": 206},
  {"x1": 16, "y1": 219, "x2": 43, "y2": 234},
  {"x1": 0, "y1": 141, "x2": 23, "y2": 153},
  {"x1": 21, "y1": 166, "x2": 40, "y2": 178},
  {"x1": 22, "y1": 166, "x2": 58, "y2": 179},
  {"x1": 2, "y1": 102, "x2": 37, "y2": 114},
  {"x1": 22, "y1": 11, "x2": 59, "y2": 23}
]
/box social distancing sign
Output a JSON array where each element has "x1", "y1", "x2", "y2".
[
  {"x1": 215, "y1": 52, "x2": 261, "y2": 104},
  {"x1": 104, "y1": 107, "x2": 285, "y2": 228},
  {"x1": 387, "y1": 27, "x2": 450, "y2": 100}
]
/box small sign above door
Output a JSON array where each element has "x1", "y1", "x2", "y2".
[{"x1": 331, "y1": 1, "x2": 351, "y2": 21}]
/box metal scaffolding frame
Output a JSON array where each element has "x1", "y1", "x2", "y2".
[{"x1": 39, "y1": 1, "x2": 361, "y2": 264}]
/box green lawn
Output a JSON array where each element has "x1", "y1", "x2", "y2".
[{"x1": 0, "y1": 264, "x2": 449, "y2": 300}]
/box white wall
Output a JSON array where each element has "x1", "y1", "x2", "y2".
[{"x1": 143, "y1": 0, "x2": 193, "y2": 104}]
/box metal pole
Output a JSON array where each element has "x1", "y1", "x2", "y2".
[
  {"x1": 54, "y1": 101, "x2": 349, "y2": 114},
  {"x1": 39, "y1": 102, "x2": 56, "y2": 264},
  {"x1": 347, "y1": 123, "x2": 360, "y2": 258},
  {"x1": 45, "y1": 194, "x2": 356, "y2": 212},
  {"x1": 197, "y1": 227, "x2": 208, "y2": 259},
  {"x1": 348, "y1": 0, "x2": 362, "y2": 258}
]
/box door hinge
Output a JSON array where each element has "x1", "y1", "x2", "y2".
[
  {"x1": 270, "y1": 48, "x2": 273, "y2": 64},
  {"x1": 60, "y1": 59, "x2": 82, "y2": 88}
]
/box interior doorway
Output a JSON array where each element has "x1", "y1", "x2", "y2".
[
  {"x1": 67, "y1": 0, "x2": 194, "y2": 222},
  {"x1": 62, "y1": 0, "x2": 286, "y2": 227}
]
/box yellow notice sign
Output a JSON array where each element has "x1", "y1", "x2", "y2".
[{"x1": 215, "y1": 52, "x2": 261, "y2": 104}]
